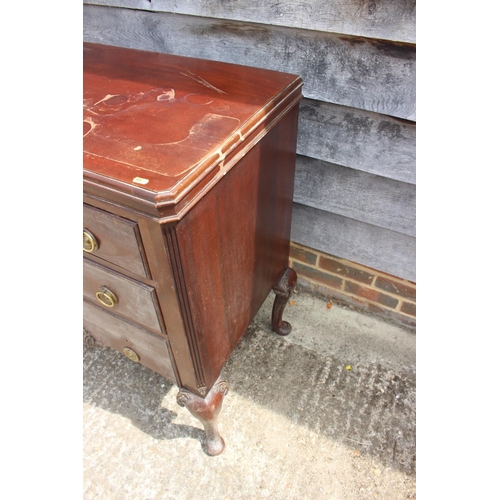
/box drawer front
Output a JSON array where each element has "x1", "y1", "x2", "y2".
[
  {"x1": 83, "y1": 259, "x2": 162, "y2": 335},
  {"x1": 84, "y1": 301, "x2": 176, "y2": 382},
  {"x1": 83, "y1": 204, "x2": 149, "y2": 278}
]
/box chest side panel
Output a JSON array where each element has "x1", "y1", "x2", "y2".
[{"x1": 172, "y1": 106, "x2": 299, "y2": 387}]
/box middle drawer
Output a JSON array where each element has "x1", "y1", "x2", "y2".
[{"x1": 83, "y1": 258, "x2": 163, "y2": 335}]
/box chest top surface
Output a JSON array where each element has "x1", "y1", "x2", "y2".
[{"x1": 83, "y1": 43, "x2": 302, "y2": 216}]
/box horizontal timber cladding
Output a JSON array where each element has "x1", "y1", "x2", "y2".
[
  {"x1": 84, "y1": 0, "x2": 416, "y2": 44},
  {"x1": 83, "y1": 5, "x2": 416, "y2": 120},
  {"x1": 298, "y1": 99, "x2": 416, "y2": 184},
  {"x1": 291, "y1": 203, "x2": 416, "y2": 282},
  {"x1": 294, "y1": 156, "x2": 416, "y2": 238}
]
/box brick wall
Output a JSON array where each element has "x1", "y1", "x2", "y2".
[{"x1": 289, "y1": 242, "x2": 416, "y2": 329}]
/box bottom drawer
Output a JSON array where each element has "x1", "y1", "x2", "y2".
[{"x1": 83, "y1": 301, "x2": 176, "y2": 383}]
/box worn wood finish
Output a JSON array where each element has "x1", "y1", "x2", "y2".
[
  {"x1": 84, "y1": 43, "x2": 301, "y2": 218},
  {"x1": 177, "y1": 379, "x2": 229, "y2": 456},
  {"x1": 84, "y1": 301, "x2": 176, "y2": 381},
  {"x1": 83, "y1": 4, "x2": 416, "y2": 281},
  {"x1": 83, "y1": 204, "x2": 150, "y2": 278},
  {"x1": 294, "y1": 156, "x2": 416, "y2": 237},
  {"x1": 84, "y1": 0, "x2": 416, "y2": 43},
  {"x1": 272, "y1": 268, "x2": 298, "y2": 336},
  {"x1": 83, "y1": 44, "x2": 302, "y2": 453},
  {"x1": 83, "y1": 259, "x2": 163, "y2": 335},
  {"x1": 83, "y1": 5, "x2": 415, "y2": 120},
  {"x1": 173, "y1": 109, "x2": 298, "y2": 389},
  {"x1": 85, "y1": 193, "x2": 206, "y2": 394},
  {"x1": 292, "y1": 204, "x2": 416, "y2": 282},
  {"x1": 298, "y1": 100, "x2": 416, "y2": 184}
]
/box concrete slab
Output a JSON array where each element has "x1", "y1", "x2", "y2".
[{"x1": 84, "y1": 288, "x2": 416, "y2": 499}]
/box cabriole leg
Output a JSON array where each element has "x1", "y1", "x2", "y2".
[
  {"x1": 271, "y1": 267, "x2": 297, "y2": 336},
  {"x1": 176, "y1": 379, "x2": 229, "y2": 456}
]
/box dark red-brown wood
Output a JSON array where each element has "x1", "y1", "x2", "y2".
[
  {"x1": 177, "y1": 379, "x2": 229, "y2": 456},
  {"x1": 83, "y1": 204, "x2": 150, "y2": 278},
  {"x1": 83, "y1": 42, "x2": 302, "y2": 219},
  {"x1": 84, "y1": 301, "x2": 176, "y2": 381},
  {"x1": 172, "y1": 107, "x2": 299, "y2": 391},
  {"x1": 83, "y1": 43, "x2": 302, "y2": 454},
  {"x1": 272, "y1": 267, "x2": 298, "y2": 336},
  {"x1": 83, "y1": 259, "x2": 164, "y2": 335}
]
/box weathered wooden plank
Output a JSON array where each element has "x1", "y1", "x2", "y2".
[
  {"x1": 291, "y1": 203, "x2": 415, "y2": 281},
  {"x1": 84, "y1": 0, "x2": 151, "y2": 9},
  {"x1": 294, "y1": 155, "x2": 415, "y2": 237},
  {"x1": 83, "y1": 5, "x2": 416, "y2": 120},
  {"x1": 298, "y1": 99, "x2": 416, "y2": 183},
  {"x1": 83, "y1": 0, "x2": 416, "y2": 44}
]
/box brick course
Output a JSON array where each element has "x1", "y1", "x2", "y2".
[
  {"x1": 344, "y1": 281, "x2": 399, "y2": 309},
  {"x1": 290, "y1": 245, "x2": 318, "y2": 266},
  {"x1": 289, "y1": 242, "x2": 416, "y2": 329},
  {"x1": 319, "y1": 255, "x2": 375, "y2": 285},
  {"x1": 374, "y1": 276, "x2": 416, "y2": 301},
  {"x1": 292, "y1": 261, "x2": 343, "y2": 290},
  {"x1": 400, "y1": 301, "x2": 416, "y2": 317}
]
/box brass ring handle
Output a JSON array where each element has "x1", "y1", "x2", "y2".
[
  {"x1": 83, "y1": 229, "x2": 99, "y2": 253},
  {"x1": 123, "y1": 347, "x2": 140, "y2": 363},
  {"x1": 95, "y1": 286, "x2": 118, "y2": 308}
]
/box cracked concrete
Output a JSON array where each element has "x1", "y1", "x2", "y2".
[{"x1": 83, "y1": 288, "x2": 416, "y2": 499}]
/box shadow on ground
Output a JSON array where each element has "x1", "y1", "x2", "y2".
[
  {"x1": 83, "y1": 339, "x2": 204, "y2": 444},
  {"x1": 84, "y1": 314, "x2": 415, "y2": 476},
  {"x1": 223, "y1": 323, "x2": 415, "y2": 475}
]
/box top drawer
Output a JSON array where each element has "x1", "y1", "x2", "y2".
[{"x1": 83, "y1": 204, "x2": 149, "y2": 278}]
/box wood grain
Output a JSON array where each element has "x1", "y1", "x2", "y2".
[
  {"x1": 84, "y1": 42, "x2": 302, "y2": 219},
  {"x1": 83, "y1": 301, "x2": 176, "y2": 382},
  {"x1": 83, "y1": 203, "x2": 150, "y2": 278},
  {"x1": 84, "y1": 0, "x2": 416, "y2": 43},
  {"x1": 82, "y1": 7, "x2": 416, "y2": 283},
  {"x1": 174, "y1": 108, "x2": 298, "y2": 389},
  {"x1": 83, "y1": 5, "x2": 415, "y2": 120},
  {"x1": 294, "y1": 156, "x2": 416, "y2": 237},
  {"x1": 291, "y1": 203, "x2": 416, "y2": 281},
  {"x1": 298, "y1": 99, "x2": 416, "y2": 184},
  {"x1": 83, "y1": 258, "x2": 164, "y2": 335},
  {"x1": 84, "y1": 44, "x2": 302, "y2": 399}
]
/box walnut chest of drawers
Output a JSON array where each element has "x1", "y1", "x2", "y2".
[{"x1": 83, "y1": 43, "x2": 302, "y2": 455}]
